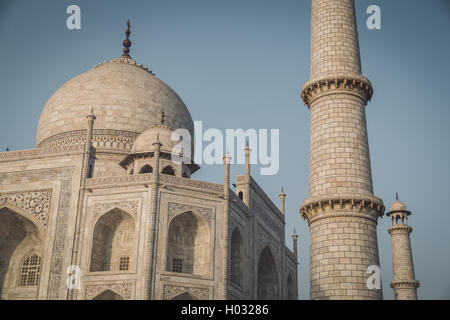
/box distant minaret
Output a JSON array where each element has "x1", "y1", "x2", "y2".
[
  {"x1": 279, "y1": 187, "x2": 286, "y2": 215},
  {"x1": 300, "y1": 0, "x2": 384, "y2": 299},
  {"x1": 387, "y1": 194, "x2": 420, "y2": 300}
]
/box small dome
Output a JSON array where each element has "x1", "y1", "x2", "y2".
[
  {"x1": 389, "y1": 199, "x2": 407, "y2": 212},
  {"x1": 131, "y1": 124, "x2": 181, "y2": 154}
]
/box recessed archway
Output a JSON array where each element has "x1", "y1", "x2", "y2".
[
  {"x1": 230, "y1": 228, "x2": 243, "y2": 287},
  {"x1": 171, "y1": 292, "x2": 197, "y2": 300},
  {"x1": 139, "y1": 164, "x2": 153, "y2": 174},
  {"x1": 287, "y1": 273, "x2": 296, "y2": 300},
  {"x1": 257, "y1": 246, "x2": 279, "y2": 300},
  {"x1": 0, "y1": 207, "x2": 43, "y2": 299},
  {"x1": 90, "y1": 208, "x2": 135, "y2": 272},
  {"x1": 92, "y1": 289, "x2": 124, "y2": 300},
  {"x1": 166, "y1": 212, "x2": 210, "y2": 277},
  {"x1": 162, "y1": 165, "x2": 175, "y2": 176}
]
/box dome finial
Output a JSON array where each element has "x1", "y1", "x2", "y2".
[
  {"x1": 122, "y1": 20, "x2": 132, "y2": 57},
  {"x1": 396, "y1": 192, "x2": 399, "y2": 200},
  {"x1": 160, "y1": 109, "x2": 166, "y2": 125}
]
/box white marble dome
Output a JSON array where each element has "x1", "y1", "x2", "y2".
[
  {"x1": 389, "y1": 199, "x2": 407, "y2": 212},
  {"x1": 131, "y1": 124, "x2": 180, "y2": 154},
  {"x1": 36, "y1": 55, "x2": 194, "y2": 149}
]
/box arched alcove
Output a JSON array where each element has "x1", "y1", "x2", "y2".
[
  {"x1": 92, "y1": 289, "x2": 124, "y2": 300},
  {"x1": 162, "y1": 165, "x2": 175, "y2": 176},
  {"x1": 0, "y1": 207, "x2": 43, "y2": 299},
  {"x1": 166, "y1": 212, "x2": 210, "y2": 277},
  {"x1": 230, "y1": 228, "x2": 243, "y2": 287},
  {"x1": 171, "y1": 292, "x2": 197, "y2": 300},
  {"x1": 139, "y1": 164, "x2": 153, "y2": 174},
  {"x1": 257, "y1": 246, "x2": 279, "y2": 300},
  {"x1": 90, "y1": 208, "x2": 135, "y2": 272},
  {"x1": 287, "y1": 273, "x2": 296, "y2": 300}
]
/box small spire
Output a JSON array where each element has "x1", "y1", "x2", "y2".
[
  {"x1": 122, "y1": 20, "x2": 132, "y2": 57},
  {"x1": 281, "y1": 186, "x2": 284, "y2": 193},
  {"x1": 294, "y1": 228, "x2": 297, "y2": 235},
  {"x1": 246, "y1": 138, "x2": 249, "y2": 148},
  {"x1": 160, "y1": 109, "x2": 166, "y2": 125},
  {"x1": 396, "y1": 192, "x2": 399, "y2": 200}
]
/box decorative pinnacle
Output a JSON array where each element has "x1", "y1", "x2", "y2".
[
  {"x1": 396, "y1": 192, "x2": 399, "y2": 200},
  {"x1": 122, "y1": 20, "x2": 132, "y2": 57},
  {"x1": 160, "y1": 109, "x2": 166, "y2": 125}
]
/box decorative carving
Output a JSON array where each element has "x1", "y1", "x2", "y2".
[
  {"x1": 93, "y1": 200, "x2": 138, "y2": 219},
  {"x1": 0, "y1": 144, "x2": 85, "y2": 161},
  {"x1": 85, "y1": 283, "x2": 134, "y2": 300},
  {"x1": 162, "y1": 284, "x2": 210, "y2": 300},
  {"x1": 168, "y1": 202, "x2": 213, "y2": 223},
  {"x1": 390, "y1": 280, "x2": 420, "y2": 289},
  {"x1": 0, "y1": 190, "x2": 52, "y2": 231},
  {"x1": 95, "y1": 54, "x2": 154, "y2": 75},
  {"x1": 38, "y1": 129, "x2": 139, "y2": 151},
  {"x1": 0, "y1": 167, "x2": 75, "y2": 299},
  {"x1": 388, "y1": 225, "x2": 412, "y2": 235},
  {"x1": 300, "y1": 195, "x2": 385, "y2": 224},
  {"x1": 301, "y1": 75, "x2": 373, "y2": 107},
  {"x1": 86, "y1": 173, "x2": 154, "y2": 188},
  {"x1": 160, "y1": 174, "x2": 223, "y2": 193}
]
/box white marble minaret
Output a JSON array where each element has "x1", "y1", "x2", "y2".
[{"x1": 300, "y1": 0, "x2": 384, "y2": 299}]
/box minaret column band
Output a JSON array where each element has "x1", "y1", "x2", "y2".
[{"x1": 300, "y1": 0, "x2": 384, "y2": 300}]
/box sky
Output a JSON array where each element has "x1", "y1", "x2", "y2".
[{"x1": 0, "y1": 0, "x2": 449, "y2": 300}]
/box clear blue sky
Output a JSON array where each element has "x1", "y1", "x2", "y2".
[{"x1": 0, "y1": 0, "x2": 449, "y2": 299}]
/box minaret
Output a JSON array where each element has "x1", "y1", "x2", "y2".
[
  {"x1": 387, "y1": 194, "x2": 420, "y2": 300},
  {"x1": 292, "y1": 229, "x2": 298, "y2": 258},
  {"x1": 300, "y1": 0, "x2": 384, "y2": 299},
  {"x1": 279, "y1": 187, "x2": 286, "y2": 215}
]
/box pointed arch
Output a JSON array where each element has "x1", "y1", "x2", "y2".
[
  {"x1": 257, "y1": 246, "x2": 279, "y2": 300},
  {"x1": 287, "y1": 273, "x2": 296, "y2": 300},
  {"x1": 92, "y1": 289, "x2": 124, "y2": 300},
  {"x1": 90, "y1": 208, "x2": 135, "y2": 272},
  {"x1": 0, "y1": 203, "x2": 45, "y2": 237},
  {"x1": 166, "y1": 211, "x2": 210, "y2": 277},
  {"x1": 0, "y1": 207, "x2": 43, "y2": 299},
  {"x1": 162, "y1": 165, "x2": 176, "y2": 176},
  {"x1": 230, "y1": 228, "x2": 243, "y2": 287},
  {"x1": 139, "y1": 164, "x2": 153, "y2": 174},
  {"x1": 171, "y1": 292, "x2": 197, "y2": 300}
]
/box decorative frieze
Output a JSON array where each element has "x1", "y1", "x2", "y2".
[
  {"x1": 160, "y1": 174, "x2": 223, "y2": 193},
  {"x1": 301, "y1": 75, "x2": 373, "y2": 107},
  {"x1": 388, "y1": 225, "x2": 412, "y2": 235},
  {"x1": 390, "y1": 280, "x2": 420, "y2": 289},
  {"x1": 93, "y1": 200, "x2": 139, "y2": 219},
  {"x1": 86, "y1": 173, "x2": 154, "y2": 188},
  {"x1": 162, "y1": 284, "x2": 211, "y2": 300},
  {"x1": 300, "y1": 195, "x2": 384, "y2": 223},
  {"x1": 38, "y1": 129, "x2": 139, "y2": 151},
  {"x1": 168, "y1": 202, "x2": 213, "y2": 223},
  {"x1": 0, "y1": 144, "x2": 85, "y2": 161},
  {"x1": 85, "y1": 283, "x2": 134, "y2": 300},
  {"x1": 0, "y1": 190, "x2": 52, "y2": 231}
]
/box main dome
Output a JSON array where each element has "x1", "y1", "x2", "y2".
[{"x1": 36, "y1": 55, "x2": 194, "y2": 149}]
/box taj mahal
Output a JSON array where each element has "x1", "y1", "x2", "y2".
[{"x1": 0, "y1": 0, "x2": 419, "y2": 300}]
